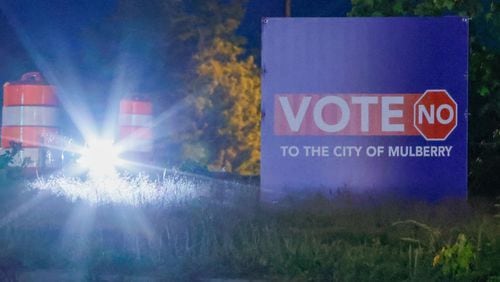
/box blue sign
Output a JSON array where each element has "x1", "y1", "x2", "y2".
[{"x1": 261, "y1": 17, "x2": 468, "y2": 202}]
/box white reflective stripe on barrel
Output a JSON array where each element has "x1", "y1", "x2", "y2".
[
  {"x1": 119, "y1": 114, "x2": 152, "y2": 127},
  {"x1": 2, "y1": 106, "x2": 59, "y2": 126}
]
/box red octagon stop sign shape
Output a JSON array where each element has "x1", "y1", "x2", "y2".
[{"x1": 414, "y1": 89, "x2": 457, "y2": 141}]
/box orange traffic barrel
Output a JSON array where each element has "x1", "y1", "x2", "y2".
[
  {"x1": 118, "y1": 98, "x2": 153, "y2": 161},
  {"x1": 1, "y1": 72, "x2": 60, "y2": 169}
]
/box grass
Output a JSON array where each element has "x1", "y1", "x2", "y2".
[{"x1": 0, "y1": 175, "x2": 499, "y2": 281}]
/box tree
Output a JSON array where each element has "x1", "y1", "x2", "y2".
[
  {"x1": 349, "y1": 0, "x2": 500, "y2": 196},
  {"x1": 190, "y1": 37, "x2": 260, "y2": 175},
  {"x1": 157, "y1": 0, "x2": 261, "y2": 175}
]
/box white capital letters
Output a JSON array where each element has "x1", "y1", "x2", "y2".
[
  {"x1": 436, "y1": 104, "x2": 454, "y2": 124},
  {"x1": 352, "y1": 96, "x2": 378, "y2": 132},
  {"x1": 313, "y1": 96, "x2": 350, "y2": 132},
  {"x1": 381, "y1": 96, "x2": 404, "y2": 132},
  {"x1": 279, "y1": 96, "x2": 311, "y2": 132},
  {"x1": 418, "y1": 104, "x2": 435, "y2": 124}
]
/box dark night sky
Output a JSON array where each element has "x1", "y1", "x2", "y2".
[
  {"x1": 0, "y1": 0, "x2": 115, "y2": 78},
  {"x1": 1, "y1": 1, "x2": 350, "y2": 41},
  {"x1": 0, "y1": 0, "x2": 350, "y2": 78},
  {"x1": 241, "y1": 0, "x2": 351, "y2": 51}
]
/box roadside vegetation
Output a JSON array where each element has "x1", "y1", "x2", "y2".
[{"x1": 0, "y1": 178, "x2": 498, "y2": 281}]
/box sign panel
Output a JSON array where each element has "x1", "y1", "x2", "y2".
[{"x1": 261, "y1": 18, "x2": 468, "y2": 202}]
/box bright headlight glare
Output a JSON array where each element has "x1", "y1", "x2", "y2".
[{"x1": 77, "y1": 139, "x2": 123, "y2": 173}]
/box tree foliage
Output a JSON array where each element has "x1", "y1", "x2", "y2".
[
  {"x1": 191, "y1": 37, "x2": 260, "y2": 175},
  {"x1": 152, "y1": 0, "x2": 261, "y2": 175},
  {"x1": 350, "y1": 0, "x2": 500, "y2": 196}
]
